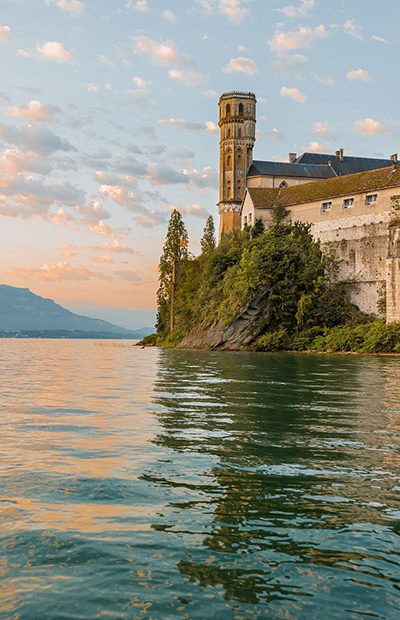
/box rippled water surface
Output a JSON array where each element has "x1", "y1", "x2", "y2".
[{"x1": 0, "y1": 339, "x2": 400, "y2": 619}]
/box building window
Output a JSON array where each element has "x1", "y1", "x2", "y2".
[
  {"x1": 239, "y1": 103, "x2": 244, "y2": 117},
  {"x1": 365, "y1": 193, "x2": 378, "y2": 205},
  {"x1": 238, "y1": 128, "x2": 242, "y2": 138},
  {"x1": 343, "y1": 197, "x2": 354, "y2": 209},
  {"x1": 321, "y1": 201, "x2": 332, "y2": 213},
  {"x1": 227, "y1": 128, "x2": 230, "y2": 138},
  {"x1": 279, "y1": 180, "x2": 288, "y2": 188},
  {"x1": 226, "y1": 103, "x2": 231, "y2": 117},
  {"x1": 244, "y1": 215, "x2": 248, "y2": 226},
  {"x1": 237, "y1": 148, "x2": 243, "y2": 166},
  {"x1": 248, "y1": 212, "x2": 252, "y2": 223}
]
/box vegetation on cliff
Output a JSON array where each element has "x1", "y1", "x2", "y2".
[{"x1": 147, "y1": 209, "x2": 386, "y2": 351}]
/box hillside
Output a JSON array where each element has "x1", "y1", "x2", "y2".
[{"x1": 0, "y1": 285, "x2": 138, "y2": 338}]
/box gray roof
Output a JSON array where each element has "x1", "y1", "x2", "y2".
[
  {"x1": 296, "y1": 152, "x2": 394, "y2": 175},
  {"x1": 248, "y1": 160, "x2": 336, "y2": 179}
]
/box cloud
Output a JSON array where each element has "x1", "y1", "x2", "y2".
[
  {"x1": 128, "y1": 0, "x2": 148, "y2": 10},
  {"x1": 314, "y1": 73, "x2": 336, "y2": 85},
  {"x1": 269, "y1": 128, "x2": 284, "y2": 140},
  {"x1": 280, "y1": 86, "x2": 307, "y2": 104},
  {"x1": 163, "y1": 9, "x2": 176, "y2": 21},
  {"x1": 168, "y1": 69, "x2": 203, "y2": 85},
  {"x1": 1, "y1": 148, "x2": 52, "y2": 175},
  {"x1": 269, "y1": 24, "x2": 328, "y2": 53},
  {"x1": 89, "y1": 240, "x2": 137, "y2": 255},
  {"x1": 196, "y1": 0, "x2": 250, "y2": 24},
  {"x1": 169, "y1": 202, "x2": 209, "y2": 218},
  {"x1": 0, "y1": 122, "x2": 76, "y2": 154},
  {"x1": 91, "y1": 254, "x2": 113, "y2": 264},
  {"x1": 99, "y1": 54, "x2": 117, "y2": 68},
  {"x1": 278, "y1": 0, "x2": 315, "y2": 17},
  {"x1": 306, "y1": 141, "x2": 329, "y2": 153},
  {"x1": 219, "y1": 0, "x2": 250, "y2": 24},
  {"x1": 223, "y1": 56, "x2": 258, "y2": 74},
  {"x1": 346, "y1": 68, "x2": 372, "y2": 82},
  {"x1": 147, "y1": 163, "x2": 187, "y2": 186},
  {"x1": 343, "y1": 19, "x2": 362, "y2": 39},
  {"x1": 371, "y1": 35, "x2": 387, "y2": 43},
  {"x1": 203, "y1": 89, "x2": 218, "y2": 98},
  {"x1": 7, "y1": 100, "x2": 54, "y2": 122},
  {"x1": 19, "y1": 41, "x2": 75, "y2": 64},
  {"x1": 114, "y1": 270, "x2": 142, "y2": 282},
  {"x1": 273, "y1": 53, "x2": 307, "y2": 73},
  {"x1": 313, "y1": 121, "x2": 330, "y2": 137},
  {"x1": 181, "y1": 166, "x2": 218, "y2": 189},
  {"x1": 354, "y1": 118, "x2": 388, "y2": 135},
  {"x1": 49, "y1": 0, "x2": 84, "y2": 16},
  {"x1": 11, "y1": 261, "x2": 109, "y2": 281},
  {"x1": 0, "y1": 25, "x2": 12, "y2": 42},
  {"x1": 158, "y1": 117, "x2": 218, "y2": 133},
  {"x1": 133, "y1": 35, "x2": 181, "y2": 65}
]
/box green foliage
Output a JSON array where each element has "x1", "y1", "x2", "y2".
[
  {"x1": 272, "y1": 202, "x2": 289, "y2": 224},
  {"x1": 156, "y1": 209, "x2": 189, "y2": 335},
  {"x1": 254, "y1": 330, "x2": 290, "y2": 351},
  {"x1": 155, "y1": 214, "x2": 397, "y2": 353},
  {"x1": 200, "y1": 215, "x2": 216, "y2": 254},
  {"x1": 251, "y1": 218, "x2": 265, "y2": 238},
  {"x1": 137, "y1": 333, "x2": 158, "y2": 346}
]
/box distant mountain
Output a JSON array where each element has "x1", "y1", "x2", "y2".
[{"x1": 0, "y1": 285, "x2": 140, "y2": 338}]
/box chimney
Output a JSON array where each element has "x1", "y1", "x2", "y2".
[
  {"x1": 335, "y1": 148, "x2": 344, "y2": 162},
  {"x1": 289, "y1": 152, "x2": 297, "y2": 163},
  {"x1": 391, "y1": 153, "x2": 398, "y2": 164}
]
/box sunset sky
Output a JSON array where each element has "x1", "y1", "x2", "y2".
[{"x1": 1, "y1": 0, "x2": 399, "y2": 329}]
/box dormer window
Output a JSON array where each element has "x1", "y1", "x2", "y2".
[
  {"x1": 365, "y1": 193, "x2": 378, "y2": 205},
  {"x1": 343, "y1": 197, "x2": 354, "y2": 209},
  {"x1": 279, "y1": 180, "x2": 288, "y2": 188},
  {"x1": 321, "y1": 201, "x2": 332, "y2": 213}
]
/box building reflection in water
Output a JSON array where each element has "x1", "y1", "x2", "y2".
[{"x1": 150, "y1": 349, "x2": 400, "y2": 609}]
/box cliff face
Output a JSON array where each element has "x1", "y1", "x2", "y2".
[{"x1": 178, "y1": 286, "x2": 272, "y2": 350}]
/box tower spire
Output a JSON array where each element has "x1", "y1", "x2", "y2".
[{"x1": 218, "y1": 91, "x2": 256, "y2": 236}]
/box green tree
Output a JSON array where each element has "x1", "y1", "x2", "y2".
[
  {"x1": 251, "y1": 218, "x2": 265, "y2": 238},
  {"x1": 156, "y1": 209, "x2": 189, "y2": 334},
  {"x1": 200, "y1": 215, "x2": 216, "y2": 254}
]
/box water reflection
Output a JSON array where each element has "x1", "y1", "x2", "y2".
[
  {"x1": 151, "y1": 350, "x2": 400, "y2": 614},
  {"x1": 0, "y1": 341, "x2": 399, "y2": 619}
]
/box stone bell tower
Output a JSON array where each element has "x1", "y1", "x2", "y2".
[{"x1": 218, "y1": 91, "x2": 256, "y2": 236}]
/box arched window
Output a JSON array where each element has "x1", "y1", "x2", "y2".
[
  {"x1": 237, "y1": 148, "x2": 243, "y2": 166},
  {"x1": 238, "y1": 128, "x2": 242, "y2": 138},
  {"x1": 226, "y1": 103, "x2": 231, "y2": 117},
  {"x1": 227, "y1": 181, "x2": 232, "y2": 199},
  {"x1": 226, "y1": 147, "x2": 232, "y2": 168},
  {"x1": 237, "y1": 180, "x2": 241, "y2": 195},
  {"x1": 279, "y1": 180, "x2": 288, "y2": 188},
  {"x1": 238, "y1": 103, "x2": 244, "y2": 117},
  {"x1": 227, "y1": 128, "x2": 230, "y2": 138}
]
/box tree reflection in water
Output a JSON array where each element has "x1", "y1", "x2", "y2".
[{"x1": 148, "y1": 349, "x2": 400, "y2": 612}]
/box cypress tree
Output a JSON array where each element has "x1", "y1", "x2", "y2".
[
  {"x1": 156, "y1": 209, "x2": 189, "y2": 334},
  {"x1": 200, "y1": 215, "x2": 216, "y2": 254}
]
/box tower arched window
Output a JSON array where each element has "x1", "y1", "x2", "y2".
[
  {"x1": 237, "y1": 148, "x2": 243, "y2": 166},
  {"x1": 238, "y1": 103, "x2": 244, "y2": 117},
  {"x1": 226, "y1": 103, "x2": 231, "y2": 117},
  {"x1": 238, "y1": 127, "x2": 242, "y2": 138},
  {"x1": 227, "y1": 181, "x2": 232, "y2": 199},
  {"x1": 226, "y1": 147, "x2": 232, "y2": 168},
  {"x1": 237, "y1": 180, "x2": 242, "y2": 195},
  {"x1": 227, "y1": 128, "x2": 230, "y2": 138}
]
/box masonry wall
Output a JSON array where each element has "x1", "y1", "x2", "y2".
[{"x1": 247, "y1": 186, "x2": 400, "y2": 321}]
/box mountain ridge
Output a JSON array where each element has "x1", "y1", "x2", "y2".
[{"x1": 0, "y1": 285, "x2": 148, "y2": 338}]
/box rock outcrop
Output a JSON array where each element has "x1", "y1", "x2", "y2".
[{"x1": 178, "y1": 285, "x2": 272, "y2": 350}]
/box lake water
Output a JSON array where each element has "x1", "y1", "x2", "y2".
[{"x1": 0, "y1": 339, "x2": 399, "y2": 619}]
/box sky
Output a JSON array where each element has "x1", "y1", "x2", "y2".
[{"x1": 1, "y1": 0, "x2": 399, "y2": 329}]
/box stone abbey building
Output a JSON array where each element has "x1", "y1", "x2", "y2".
[{"x1": 217, "y1": 91, "x2": 400, "y2": 322}]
